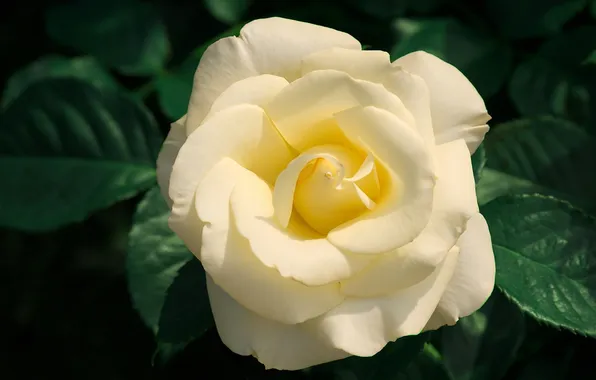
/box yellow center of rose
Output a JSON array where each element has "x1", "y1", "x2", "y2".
[{"x1": 277, "y1": 144, "x2": 381, "y2": 235}]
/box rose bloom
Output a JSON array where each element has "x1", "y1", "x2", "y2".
[{"x1": 157, "y1": 17, "x2": 495, "y2": 370}]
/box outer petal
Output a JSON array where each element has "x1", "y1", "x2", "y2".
[
  {"x1": 207, "y1": 276, "x2": 350, "y2": 370},
  {"x1": 299, "y1": 48, "x2": 435, "y2": 150},
  {"x1": 340, "y1": 139, "x2": 477, "y2": 296},
  {"x1": 156, "y1": 115, "x2": 187, "y2": 206},
  {"x1": 265, "y1": 70, "x2": 416, "y2": 151},
  {"x1": 393, "y1": 51, "x2": 491, "y2": 153},
  {"x1": 202, "y1": 74, "x2": 290, "y2": 123},
  {"x1": 168, "y1": 104, "x2": 293, "y2": 227},
  {"x1": 329, "y1": 106, "x2": 435, "y2": 254},
  {"x1": 313, "y1": 247, "x2": 460, "y2": 356},
  {"x1": 425, "y1": 213, "x2": 495, "y2": 330},
  {"x1": 196, "y1": 158, "x2": 344, "y2": 325},
  {"x1": 301, "y1": 47, "x2": 391, "y2": 83},
  {"x1": 186, "y1": 17, "x2": 360, "y2": 132},
  {"x1": 230, "y1": 161, "x2": 372, "y2": 286}
]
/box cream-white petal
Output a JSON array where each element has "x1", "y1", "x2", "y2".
[
  {"x1": 301, "y1": 47, "x2": 391, "y2": 83},
  {"x1": 343, "y1": 139, "x2": 478, "y2": 297},
  {"x1": 399, "y1": 138, "x2": 479, "y2": 264},
  {"x1": 156, "y1": 115, "x2": 187, "y2": 206},
  {"x1": 314, "y1": 247, "x2": 460, "y2": 356},
  {"x1": 231, "y1": 159, "x2": 372, "y2": 286},
  {"x1": 427, "y1": 213, "x2": 495, "y2": 328},
  {"x1": 207, "y1": 276, "x2": 350, "y2": 370},
  {"x1": 168, "y1": 104, "x2": 293, "y2": 228},
  {"x1": 393, "y1": 51, "x2": 490, "y2": 153},
  {"x1": 383, "y1": 68, "x2": 435, "y2": 151},
  {"x1": 329, "y1": 106, "x2": 435, "y2": 254},
  {"x1": 185, "y1": 17, "x2": 360, "y2": 132},
  {"x1": 194, "y1": 158, "x2": 344, "y2": 325},
  {"x1": 266, "y1": 70, "x2": 416, "y2": 151},
  {"x1": 202, "y1": 74, "x2": 290, "y2": 123}
]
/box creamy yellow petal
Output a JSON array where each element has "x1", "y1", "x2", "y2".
[
  {"x1": 202, "y1": 74, "x2": 290, "y2": 125},
  {"x1": 195, "y1": 158, "x2": 344, "y2": 325},
  {"x1": 329, "y1": 106, "x2": 435, "y2": 254},
  {"x1": 207, "y1": 275, "x2": 350, "y2": 370},
  {"x1": 393, "y1": 51, "x2": 490, "y2": 154},
  {"x1": 168, "y1": 104, "x2": 293, "y2": 228},
  {"x1": 313, "y1": 247, "x2": 460, "y2": 356},
  {"x1": 265, "y1": 70, "x2": 416, "y2": 151},
  {"x1": 426, "y1": 213, "x2": 495, "y2": 329},
  {"x1": 301, "y1": 47, "x2": 391, "y2": 83},
  {"x1": 230, "y1": 159, "x2": 372, "y2": 286},
  {"x1": 185, "y1": 17, "x2": 360, "y2": 132}
]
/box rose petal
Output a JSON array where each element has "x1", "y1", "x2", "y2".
[
  {"x1": 328, "y1": 106, "x2": 435, "y2": 254},
  {"x1": 425, "y1": 213, "x2": 495, "y2": 330},
  {"x1": 168, "y1": 104, "x2": 293, "y2": 227},
  {"x1": 156, "y1": 115, "x2": 187, "y2": 206},
  {"x1": 301, "y1": 47, "x2": 391, "y2": 83},
  {"x1": 230, "y1": 158, "x2": 372, "y2": 286},
  {"x1": 207, "y1": 275, "x2": 350, "y2": 370},
  {"x1": 393, "y1": 51, "x2": 490, "y2": 153},
  {"x1": 265, "y1": 70, "x2": 416, "y2": 151},
  {"x1": 186, "y1": 17, "x2": 360, "y2": 132},
  {"x1": 195, "y1": 158, "x2": 344, "y2": 324},
  {"x1": 341, "y1": 138, "x2": 478, "y2": 296},
  {"x1": 313, "y1": 246, "x2": 460, "y2": 356},
  {"x1": 202, "y1": 74, "x2": 290, "y2": 124}
]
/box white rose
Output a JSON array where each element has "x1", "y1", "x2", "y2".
[{"x1": 157, "y1": 17, "x2": 495, "y2": 371}]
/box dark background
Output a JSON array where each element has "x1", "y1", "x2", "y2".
[{"x1": 1, "y1": 0, "x2": 595, "y2": 379}]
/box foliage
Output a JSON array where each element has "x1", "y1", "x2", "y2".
[{"x1": 2, "y1": 0, "x2": 596, "y2": 378}]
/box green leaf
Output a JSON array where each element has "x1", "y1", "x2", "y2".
[
  {"x1": 391, "y1": 18, "x2": 512, "y2": 98},
  {"x1": 592, "y1": 0, "x2": 596, "y2": 18},
  {"x1": 471, "y1": 143, "x2": 486, "y2": 184},
  {"x1": 2, "y1": 55, "x2": 117, "y2": 108},
  {"x1": 155, "y1": 24, "x2": 244, "y2": 120},
  {"x1": 509, "y1": 26, "x2": 596, "y2": 127},
  {"x1": 482, "y1": 194, "x2": 596, "y2": 336},
  {"x1": 45, "y1": 0, "x2": 169, "y2": 76},
  {"x1": 486, "y1": 0, "x2": 587, "y2": 39},
  {"x1": 157, "y1": 258, "x2": 213, "y2": 344},
  {"x1": 0, "y1": 78, "x2": 162, "y2": 231},
  {"x1": 204, "y1": 0, "x2": 252, "y2": 24},
  {"x1": 127, "y1": 187, "x2": 194, "y2": 333},
  {"x1": 441, "y1": 290, "x2": 526, "y2": 380},
  {"x1": 479, "y1": 117, "x2": 596, "y2": 211},
  {"x1": 311, "y1": 333, "x2": 430, "y2": 379}
]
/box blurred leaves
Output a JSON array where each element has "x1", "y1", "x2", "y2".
[
  {"x1": 127, "y1": 187, "x2": 194, "y2": 333},
  {"x1": 1, "y1": 55, "x2": 117, "y2": 108},
  {"x1": 204, "y1": 0, "x2": 252, "y2": 24},
  {"x1": 482, "y1": 194, "x2": 596, "y2": 336},
  {"x1": 346, "y1": 0, "x2": 407, "y2": 19},
  {"x1": 471, "y1": 143, "x2": 486, "y2": 184},
  {"x1": 157, "y1": 259, "x2": 214, "y2": 345},
  {"x1": 310, "y1": 333, "x2": 430, "y2": 379},
  {"x1": 155, "y1": 24, "x2": 244, "y2": 120},
  {"x1": 477, "y1": 117, "x2": 596, "y2": 211},
  {"x1": 391, "y1": 18, "x2": 512, "y2": 98},
  {"x1": 486, "y1": 0, "x2": 587, "y2": 39},
  {"x1": 45, "y1": 0, "x2": 169, "y2": 76},
  {"x1": 441, "y1": 290, "x2": 526, "y2": 380},
  {"x1": 394, "y1": 344, "x2": 451, "y2": 380},
  {"x1": 0, "y1": 78, "x2": 161, "y2": 231},
  {"x1": 509, "y1": 26, "x2": 596, "y2": 128}
]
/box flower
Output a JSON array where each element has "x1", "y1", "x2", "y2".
[{"x1": 156, "y1": 17, "x2": 495, "y2": 371}]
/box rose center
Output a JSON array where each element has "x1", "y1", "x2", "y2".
[{"x1": 292, "y1": 145, "x2": 380, "y2": 235}]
